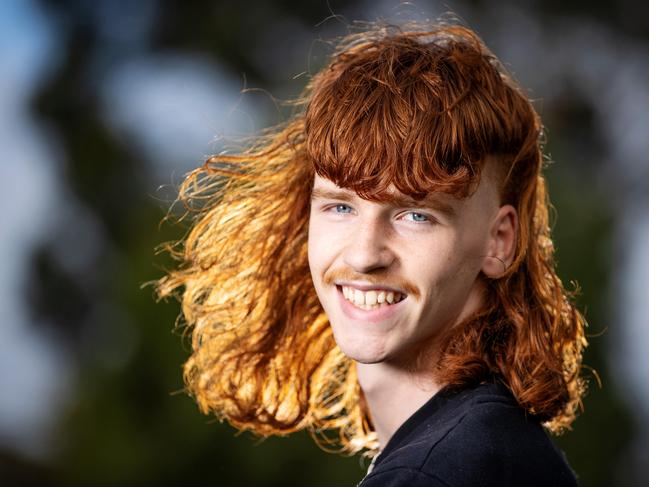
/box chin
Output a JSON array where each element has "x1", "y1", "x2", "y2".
[
  {"x1": 340, "y1": 349, "x2": 387, "y2": 364},
  {"x1": 331, "y1": 327, "x2": 389, "y2": 364}
]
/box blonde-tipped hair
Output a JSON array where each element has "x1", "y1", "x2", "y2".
[{"x1": 156, "y1": 22, "x2": 587, "y2": 456}]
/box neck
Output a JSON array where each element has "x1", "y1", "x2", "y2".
[
  {"x1": 355, "y1": 281, "x2": 487, "y2": 449},
  {"x1": 356, "y1": 360, "x2": 443, "y2": 450}
]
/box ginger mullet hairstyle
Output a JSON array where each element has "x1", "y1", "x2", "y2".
[{"x1": 156, "y1": 23, "x2": 588, "y2": 455}]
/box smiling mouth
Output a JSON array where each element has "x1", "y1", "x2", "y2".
[{"x1": 338, "y1": 285, "x2": 406, "y2": 311}]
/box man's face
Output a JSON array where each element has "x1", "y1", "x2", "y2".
[{"x1": 307, "y1": 170, "x2": 505, "y2": 366}]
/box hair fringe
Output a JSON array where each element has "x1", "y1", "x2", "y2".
[{"x1": 156, "y1": 20, "x2": 587, "y2": 456}]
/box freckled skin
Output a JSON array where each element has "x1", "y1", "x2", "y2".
[{"x1": 307, "y1": 172, "x2": 507, "y2": 368}]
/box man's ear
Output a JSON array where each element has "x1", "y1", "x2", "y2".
[{"x1": 482, "y1": 204, "x2": 518, "y2": 278}]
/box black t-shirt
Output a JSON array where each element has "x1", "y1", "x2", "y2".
[{"x1": 358, "y1": 380, "x2": 578, "y2": 486}]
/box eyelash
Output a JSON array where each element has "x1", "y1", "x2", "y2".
[
  {"x1": 331, "y1": 204, "x2": 353, "y2": 214},
  {"x1": 402, "y1": 212, "x2": 430, "y2": 223},
  {"x1": 324, "y1": 204, "x2": 433, "y2": 224}
]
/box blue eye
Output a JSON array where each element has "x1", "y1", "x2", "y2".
[
  {"x1": 406, "y1": 212, "x2": 429, "y2": 222},
  {"x1": 334, "y1": 204, "x2": 352, "y2": 214}
]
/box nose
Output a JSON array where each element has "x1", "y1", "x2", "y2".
[{"x1": 342, "y1": 217, "x2": 395, "y2": 273}]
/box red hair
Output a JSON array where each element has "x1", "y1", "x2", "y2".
[{"x1": 156, "y1": 22, "x2": 587, "y2": 455}]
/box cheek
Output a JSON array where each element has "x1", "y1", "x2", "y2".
[
  {"x1": 307, "y1": 217, "x2": 332, "y2": 275},
  {"x1": 307, "y1": 225, "x2": 319, "y2": 273},
  {"x1": 408, "y1": 239, "x2": 475, "y2": 301},
  {"x1": 409, "y1": 242, "x2": 456, "y2": 281}
]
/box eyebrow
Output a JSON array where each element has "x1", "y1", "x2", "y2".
[
  {"x1": 389, "y1": 194, "x2": 457, "y2": 218},
  {"x1": 311, "y1": 187, "x2": 457, "y2": 218},
  {"x1": 311, "y1": 187, "x2": 356, "y2": 203}
]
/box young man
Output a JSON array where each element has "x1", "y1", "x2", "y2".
[{"x1": 157, "y1": 22, "x2": 586, "y2": 486}]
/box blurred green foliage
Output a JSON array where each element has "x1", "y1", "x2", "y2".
[{"x1": 4, "y1": 0, "x2": 644, "y2": 486}]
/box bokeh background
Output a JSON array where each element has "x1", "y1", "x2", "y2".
[{"x1": 1, "y1": 0, "x2": 648, "y2": 485}]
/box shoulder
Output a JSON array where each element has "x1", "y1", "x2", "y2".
[
  {"x1": 425, "y1": 388, "x2": 576, "y2": 486},
  {"x1": 362, "y1": 382, "x2": 577, "y2": 487},
  {"x1": 359, "y1": 467, "x2": 452, "y2": 487}
]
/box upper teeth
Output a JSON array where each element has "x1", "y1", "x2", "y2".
[{"x1": 341, "y1": 286, "x2": 405, "y2": 308}]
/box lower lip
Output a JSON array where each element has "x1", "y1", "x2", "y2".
[{"x1": 337, "y1": 287, "x2": 407, "y2": 323}]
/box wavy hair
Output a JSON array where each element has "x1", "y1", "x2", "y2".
[{"x1": 156, "y1": 22, "x2": 587, "y2": 456}]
